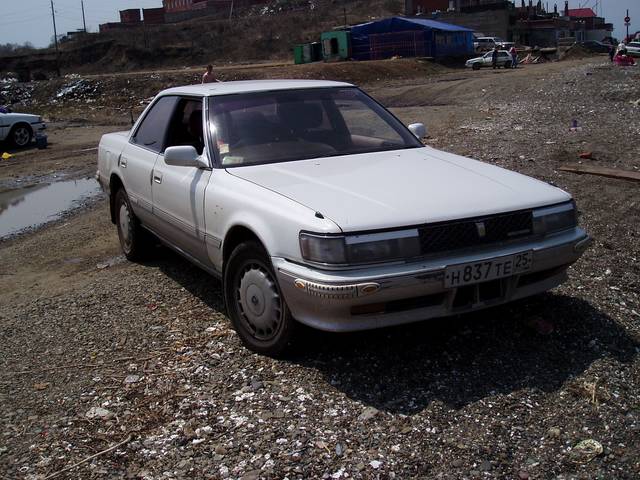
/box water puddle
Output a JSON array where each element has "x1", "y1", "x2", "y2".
[{"x1": 0, "y1": 178, "x2": 101, "y2": 238}]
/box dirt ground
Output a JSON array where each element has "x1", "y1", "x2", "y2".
[{"x1": 0, "y1": 57, "x2": 639, "y2": 479}]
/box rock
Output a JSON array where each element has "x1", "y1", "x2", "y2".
[
  {"x1": 240, "y1": 470, "x2": 261, "y2": 480},
  {"x1": 518, "y1": 470, "x2": 530, "y2": 479},
  {"x1": 215, "y1": 444, "x2": 226, "y2": 455},
  {"x1": 358, "y1": 406, "x2": 379, "y2": 421},
  {"x1": 370, "y1": 460, "x2": 382, "y2": 469},
  {"x1": 124, "y1": 374, "x2": 140, "y2": 384},
  {"x1": 547, "y1": 427, "x2": 561, "y2": 438},
  {"x1": 479, "y1": 460, "x2": 492, "y2": 472},
  {"x1": 86, "y1": 407, "x2": 114, "y2": 420},
  {"x1": 572, "y1": 439, "x2": 603, "y2": 463},
  {"x1": 335, "y1": 443, "x2": 344, "y2": 456},
  {"x1": 452, "y1": 459, "x2": 464, "y2": 468}
]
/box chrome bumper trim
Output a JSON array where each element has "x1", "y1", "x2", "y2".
[{"x1": 274, "y1": 228, "x2": 591, "y2": 332}]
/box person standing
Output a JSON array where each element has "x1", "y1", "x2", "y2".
[
  {"x1": 509, "y1": 45, "x2": 518, "y2": 68},
  {"x1": 609, "y1": 44, "x2": 616, "y2": 62},
  {"x1": 491, "y1": 46, "x2": 499, "y2": 69},
  {"x1": 202, "y1": 64, "x2": 218, "y2": 84}
]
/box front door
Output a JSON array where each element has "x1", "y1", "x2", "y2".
[{"x1": 151, "y1": 97, "x2": 212, "y2": 266}]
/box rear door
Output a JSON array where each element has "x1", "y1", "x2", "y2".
[
  {"x1": 151, "y1": 96, "x2": 213, "y2": 265},
  {"x1": 122, "y1": 96, "x2": 178, "y2": 226}
]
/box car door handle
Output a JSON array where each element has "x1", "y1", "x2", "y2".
[{"x1": 153, "y1": 172, "x2": 163, "y2": 184}]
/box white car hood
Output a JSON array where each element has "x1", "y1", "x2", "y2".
[{"x1": 228, "y1": 146, "x2": 570, "y2": 232}]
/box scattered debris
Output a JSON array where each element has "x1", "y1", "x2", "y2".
[
  {"x1": 559, "y1": 164, "x2": 640, "y2": 183},
  {"x1": 85, "y1": 407, "x2": 114, "y2": 420},
  {"x1": 571, "y1": 439, "x2": 604, "y2": 463}
]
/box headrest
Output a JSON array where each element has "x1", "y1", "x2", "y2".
[
  {"x1": 189, "y1": 110, "x2": 202, "y2": 132},
  {"x1": 278, "y1": 102, "x2": 324, "y2": 130}
]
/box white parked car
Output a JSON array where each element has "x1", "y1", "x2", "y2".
[
  {"x1": 0, "y1": 110, "x2": 46, "y2": 147},
  {"x1": 474, "y1": 37, "x2": 513, "y2": 51},
  {"x1": 625, "y1": 42, "x2": 640, "y2": 57},
  {"x1": 96, "y1": 80, "x2": 591, "y2": 356},
  {"x1": 466, "y1": 50, "x2": 514, "y2": 70}
]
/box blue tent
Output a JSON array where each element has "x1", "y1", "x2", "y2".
[{"x1": 350, "y1": 17, "x2": 474, "y2": 60}]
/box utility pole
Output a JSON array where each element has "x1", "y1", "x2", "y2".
[
  {"x1": 229, "y1": 0, "x2": 234, "y2": 21},
  {"x1": 81, "y1": 0, "x2": 87, "y2": 33},
  {"x1": 343, "y1": 7, "x2": 347, "y2": 27},
  {"x1": 50, "y1": 0, "x2": 61, "y2": 77}
]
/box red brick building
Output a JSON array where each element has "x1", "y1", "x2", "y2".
[
  {"x1": 143, "y1": 7, "x2": 166, "y2": 24},
  {"x1": 119, "y1": 9, "x2": 142, "y2": 24}
]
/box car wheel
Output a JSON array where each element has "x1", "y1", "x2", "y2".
[
  {"x1": 472, "y1": 63, "x2": 481, "y2": 70},
  {"x1": 115, "y1": 188, "x2": 150, "y2": 261},
  {"x1": 224, "y1": 241, "x2": 296, "y2": 356},
  {"x1": 10, "y1": 124, "x2": 32, "y2": 148}
]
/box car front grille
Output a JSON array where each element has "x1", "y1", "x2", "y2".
[{"x1": 418, "y1": 210, "x2": 533, "y2": 254}]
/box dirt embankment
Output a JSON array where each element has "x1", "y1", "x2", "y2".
[
  {"x1": 1, "y1": 58, "x2": 446, "y2": 125},
  {"x1": 0, "y1": 0, "x2": 402, "y2": 77},
  {"x1": 0, "y1": 59, "x2": 639, "y2": 479}
]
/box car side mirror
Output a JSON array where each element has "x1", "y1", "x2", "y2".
[
  {"x1": 164, "y1": 146, "x2": 208, "y2": 168},
  {"x1": 408, "y1": 123, "x2": 427, "y2": 139}
]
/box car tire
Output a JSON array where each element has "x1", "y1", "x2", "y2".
[
  {"x1": 472, "y1": 63, "x2": 481, "y2": 70},
  {"x1": 10, "y1": 123, "x2": 32, "y2": 148},
  {"x1": 115, "y1": 188, "x2": 151, "y2": 261},
  {"x1": 224, "y1": 241, "x2": 296, "y2": 357}
]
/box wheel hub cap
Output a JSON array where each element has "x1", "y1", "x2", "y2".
[
  {"x1": 15, "y1": 128, "x2": 29, "y2": 146},
  {"x1": 119, "y1": 203, "x2": 132, "y2": 249},
  {"x1": 238, "y1": 266, "x2": 281, "y2": 341}
]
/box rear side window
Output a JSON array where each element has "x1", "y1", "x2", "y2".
[{"x1": 132, "y1": 96, "x2": 178, "y2": 152}]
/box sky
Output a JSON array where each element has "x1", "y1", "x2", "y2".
[
  {"x1": 0, "y1": 0, "x2": 637, "y2": 48},
  {"x1": 0, "y1": 0, "x2": 162, "y2": 47}
]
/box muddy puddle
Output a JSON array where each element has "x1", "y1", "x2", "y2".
[{"x1": 0, "y1": 178, "x2": 101, "y2": 238}]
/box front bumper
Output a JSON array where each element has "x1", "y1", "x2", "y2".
[{"x1": 274, "y1": 228, "x2": 591, "y2": 332}]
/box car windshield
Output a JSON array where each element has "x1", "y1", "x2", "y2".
[{"x1": 207, "y1": 87, "x2": 423, "y2": 167}]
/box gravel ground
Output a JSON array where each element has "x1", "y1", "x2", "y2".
[{"x1": 0, "y1": 58, "x2": 639, "y2": 479}]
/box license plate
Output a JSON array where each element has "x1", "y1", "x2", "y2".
[{"x1": 444, "y1": 251, "x2": 533, "y2": 288}]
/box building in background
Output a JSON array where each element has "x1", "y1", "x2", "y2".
[
  {"x1": 120, "y1": 9, "x2": 142, "y2": 24},
  {"x1": 143, "y1": 8, "x2": 166, "y2": 25},
  {"x1": 404, "y1": 0, "x2": 613, "y2": 47}
]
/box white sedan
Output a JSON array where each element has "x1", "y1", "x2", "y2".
[
  {"x1": 97, "y1": 80, "x2": 591, "y2": 356},
  {"x1": 625, "y1": 42, "x2": 640, "y2": 57},
  {"x1": 466, "y1": 50, "x2": 514, "y2": 70},
  {"x1": 0, "y1": 110, "x2": 46, "y2": 147}
]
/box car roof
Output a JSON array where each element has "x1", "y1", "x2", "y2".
[{"x1": 159, "y1": 79, "x2": 355, "y2": 97}]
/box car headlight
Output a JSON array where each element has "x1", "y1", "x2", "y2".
[
  {"x1": 532, "y1": 201, "x2": 577, "y2": 235},
  {"x1": 300, "y1": 229, "x2": 421, "y2": 265}
]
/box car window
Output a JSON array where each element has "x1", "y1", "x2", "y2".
[
  {"x1": 499, "y1": 52, "x2": 509, "y2": 57},
  {"x1": 132, "y1": 96, "x2": 178, "y2": 153},
  {"x1": 208, "y1": 87, "x2": 422, "y2": 167},
  {"x1": 164, "y1": 97, "x2": 204, "y2": 155}
]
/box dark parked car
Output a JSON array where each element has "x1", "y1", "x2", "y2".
[{"x1": 579, "y1": 41, "x2": 611, "y2": 53}]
